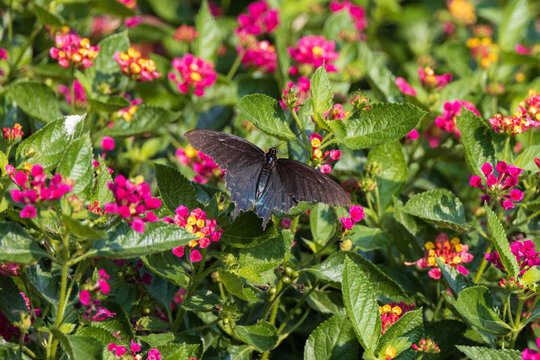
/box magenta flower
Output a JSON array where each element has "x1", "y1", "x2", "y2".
[
  {"x1": 124, "y1": 16, "x2": 142, "y2": 28},
  {"x1": 169, "y1": 54, "x2": 217, "y2": 96},
  {"x1": 470, "y1": 161, "x2": 523, "y2": 210},
  {"x1": 49, "y1": 34, "x2": 99, "y2": 69},
  {"x1": 20, "y1": 205, "x2": 36, "y2": 218},
  {"x1": 190, "y1": 250, "x2": 202, "y2": 262},
  {"x1": 79, "y1": 290, "x2": 91, "y2": 306},
  {"x1": 395, "y1": 77, "x2": 417, "y2": 96},
  {"x1": 435, "y1": 100, "x2": 479, "y2": 137},
  {"x1": 324, "y1": 104, "x2": 347, "y2": 120},
  {"x1": 341, "y1": 205, "x2": 364, "y2": 230},
  {"x1": 329, "y1": 1, "x2": 367, "y2": 33},
  {"x1": 108, "y1": 343, "x2": 127, "y2": 357},
  {"x1": 104, "y1": 175, "x2": 162, "y2": 233},
  {"x1": 176, "y1": 147, "x2": 224, "y2": 184},
  {"x1": 114, "y1": 47, "x2": 161, "y2": 82},
  {"x1": 236, "y1": 0, "x2": 279, "y2": 36},
  {"x1": 58, "y1": 80, "x2": 86, "y2": 106},
  {"x1": 147, "y1": 349, "x2": 162, "y2": 360},
  {"x1": 486, "y1": 240, "x2": 540, "y2": 276},
  {"x1": 101, "y1": 136, "x2": 115, "y2": 151},
  {"x1": 288, "y1": 35, "x2": 339, "y2": 75},
  {"x1": 407, "y1": 129, "x2": 419, "y2": 141},
  {"x1": 330, "y1": 150, "x2": 342, "y2": 161},
  {"x1": 418, "y1": 66, "x2": 452, "y2": 89},
  {"x1": 239, "y1": 40, "x2": 277, "y2": 73}
]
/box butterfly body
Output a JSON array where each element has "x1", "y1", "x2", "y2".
[{"x1": 184, "y1": 129, "x2": 350, "y2": 228}]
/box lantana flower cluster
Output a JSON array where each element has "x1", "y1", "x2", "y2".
[
  {"x1": 466, "y1": 36, "x2": 499, "y2": 68},
  {"x1": 3, "y1": 123, "x2": 23, "y2": 143},
  {"x1": 104, "y1": 175, "x2": 162, "y2": 233},
  {"x1": 235, "y1": 0, "x2": 278, "y2": 36},
  {"x1": 239, "y1": 39, "x2": 277, "y2": 73},
  {"x1": 380, "y1": 302, "x2": 415, "y2": 334},
  {"x1": 324, "y1": 104, "x2": 348, "y2": 120},
  {"x1": 118, "y1": 98, "x2": 142, "y2": 122},
  {"x1": 0, "y1": 48, "x2": 7, "y2": 77},
  {"x1": 108, "y1": 341, "x2": 161, "y2": 359},
  {"x1": 329, "y1": 1, "x2": 367, "y2": 37},
  {"x1": 167, "y1": 206, "x2": 222, "y2": 262},
  {"x1": 470, "y1": 161, "x2": 523, "y2": 210},
  {"x1": 280, "y1": 76, "x2": 311, "y2": 110},
  {"x1": 340, "y1": 205, "x2": 364, "y2": 230},
  {"x1": 486, "y1": 240, "x2": 540, "y2": 277},
  {"x1": 169, "y1": 54, "x2": 217, "y2": 96},
  {"x1": 310, "y1": 133, "x2": 342, "y2": 174},
  {"x1": 58, "y1": 80, "x2": 87, "y2": 107},
  {"x1": 174, "y1": 25, "x2": 198, "y2": 43},
  {"x1": 176, "y1": 146, "x2": 224, "y2": 184},
  {"x1": 522, "y1": 338, "x2": 540, "y2": 360},
  {"x1": 0, "y1": 262, "x2": 20, "y2": 276},
  {"x1": 488, "y1": 89, "x2": 540, "y2": 136},
  {"x1": 412, "y1": 338, "x2": 441, "y2": 354},
  {"x1": 8, "y1": 164, "x2": 73, "y2": 218},
  {"x1": 114, "y1": 47, "x2": 161, "y2": 82},
  {"x1": 435, "y1": 100, "x2": 480, "y2": 138},
  {"x1": 288, "y1": 35, "x2": 339, "y2": 76},
  {"x1": 418, "y1": 66, "x2": 452, "y2": 89},
  {"x1": 407, "y1": 233, "x2": 473, "y2": 280},
  {"x1": 447, "y1": 0, "x2": 476, "y2": 25},
  {"x1": 49, "y1": 33, "x2": 99, "y2": 69},
  {"x1": 79, "y1": 269, "x2": 116, "y2": 322}
]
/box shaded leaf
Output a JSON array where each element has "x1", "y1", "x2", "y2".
[
  {"x1": 154, "y1": 163, "x2": 201, "y2": 213},
  {"x1": 87, "y1": 95, "x2": 131, "y2": 112},
  {"x1": 106, "y1": 105, "x2": 180, "y2": 137},
  {"x1": 485, "y1": 205, "x2": 519, "y2": 278},
  {"x1": 6, "y1": 82, "x2": 61, "y2": 123},
  {"x1": 142, "y1": 251, "x2": 190, "y2": 287},
  {"x1": 310, "y1": 67, "x2": 333, "y2": 130},
  {"x1": 514, "y1": 145, "x2": 540, "y2": 172},
  {"x1": 57, "y1": 134, "x2": 94, "y2": 201},
  {"x1": 221, "y1": 212, "x2": 278, "y2": 248},
  {"x1": 349, "y1": 225, "x2": 393, "y2": 252},
  {"x1": 498, "y1": 0, "x2": 530, "y2": 52},
  {"x1": 457, "y1": 345, "x2": 521, "y2": 360},
  {"x1": 234, "y1": 322, "x2": 278, "y2": 352},
  {"x1": 436, "y1": 258, "x2": 474, "y2": 296},
  {"x1": 0, "y1": 220, "x2": 47, "y2": 264},
  {"x1": 194, "y1": 0, "x2": 221, "y2": 63},
  {"x1": 304, "y1": 312, "x2": 359, "y2": 360},
  {"x1": 310, "y1": 203, "x2": 336, "y2": 245}
]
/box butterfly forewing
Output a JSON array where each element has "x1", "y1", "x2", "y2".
[{"x1": 276, "y1": 159, "x2": 351, "y2": 207}]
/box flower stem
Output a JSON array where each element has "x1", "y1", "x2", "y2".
[
  {"x1": 474, "y1": 243, "x2": 492, "y2": 284},
  {"x1": 503, "y1": 135, "x2": 510, "y2": 162},
  {"x1": 226, "y1": 49, "x2": 244, "y2": 81},
  {"x1": 70, "y1": 66, "x2": 75, "y2": 114},
  {"x1": 291, "y1": 108, "x2": 310, "y2": 149}
]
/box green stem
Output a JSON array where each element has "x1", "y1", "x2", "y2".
[
  {"x1": 70, "y1": 66, "x2": 75, "y2": 114},
  {"x1": 226, "y1": 49, "x2": 245, "y2": 81},
  {"x1": 291, "y1": 108, "x2": 310, "y2": 150},
  {"x1": 49, "y1": 260, "x2": 70, "y2": 360},
  {"x1": 374, "y1": 185, "x2": 382, "y2": 218},
  {"x1": 277, "y1": 283, "x2": 317, "y2": 334},
  {"x1": 432, "y1": 288, "x2": 444, "y2": 320},
  {"x1": 8, "y1": 0, "x2": 13, "y2": 56},
  {"x1": 8, "y1": 24, "x2": 42, "y2": 81},
  {"x1": 180, "y1": 318, "x2": 220, "y2": 334},
  {"x1": 474, "y1": 244, "x2": 492, "y2": 284},
  {"x1": 503, "y1": 135, "x2": 510, "y2": 162},
  {"x1": 509, "y1": 299, "x2": 524, "y2": 349}
]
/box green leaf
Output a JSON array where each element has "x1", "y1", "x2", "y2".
[
  {"x1": 357, "y1": 43, "x2": 404, "y2": 102},
  {"x1": 105, "y1": 105, "x2": 180, "y2": 137},
  {"x1": 181, "y1": 289, "x2": 221, "y2": 312},
  {"x1": 128, "y1": 23, "x2": 173, "y2": 44},
  {"x1": 323, "y1": 10, "x2": 356, "y2": 40},
  {"x1": 75, "y1": 326, "x2": 118, "y2": 344},
  {"x1": 142, "y1": 251, "x2": 189, "y2": 287},
  {"x1": 0, "y1": 277, "x2": 28, "y2": 323},
  {"x1": 90, "y1": 222, "x2": 197, "y2": 259},
  {"x1": 0, "y1": 220, "x2": 47, "y2": 264},
  {"x1": 393, "y1": 198, "x2": 421, "y2": 236},
  {"x1": 194, "y1": 0, "x2": 221, "y2": 63},
  {"x1": 154, "y1": 163, "x2": 201, "y2": 213},
  {"x1": 52, "y1": 331, "x2": 102, "y2": 360},
  {"x1": 6, "y1": 82, "x2": 61, "y2": 123},
  {"x1": 33, "y1": 4, "x2": 65, "y2": 26},
  {"x1": 220, "y1": 212, "x2": 278, "y2": 248},
  {"x1": 234, "y1": 322, "x2": 278, "y2": 352},
  {"x1": 26, "y1": 264, "x2": 69, "y2": 305},
  {"x1": 456, "y1": 110, "x2": 500, "y2": 176},
  {"x1": 455, "y1": 286, "x2": 511, "y2": 335},
  {"x1": 145, "y1": 0, "x2": 194, "y2": 23},
  {"x1": 328, "y1": 103, "x2": 425, "y2": 149},
  {"x1": 92, "y1": 158, "x2": 115, "y2": 205},
  {"x1": 403, "y1": 189, "x2": 472, "y2": 232},
  {"x1": 234, "y1": 229, "x2": 292, "y2": 272},
  {"x1": 307, "y1": 252, "x2": 409, "y2": 301},
  {"x1": 62, "y1": 215, "x2": 106, "y2": 241},
  {"x1": 436, "y1": 258, "x2": 474, "y2": 295},
  {"x1": 485, "y1": 205, "x2": 519, "y2": 277},
  {"x1": 457, "y1": 345, "x2": 521, "y2": 360},
  {"x1": 306, "y1": 289, "x2": 343, "y2": 314},
  {"x1": 514, "y1": 145, "x2": 540, "y2": 172},
  {"x1": 218, "y1": 269, "x2": 257, "y2": 302},
  {"x1": 93, "y1": 31, "x2": 130, "y2": 75},
  {"x1": 87, "y1": 95, "x2": 131, "y2": 112},
  {"x1": 93, "y1": 0, "x2": 135, "y2": 17},
  {"x1": 498, "y1": 0, "x2": 530, "y2": 52},
  {"x1": 522, "y1": 267, "x2": 540, "y2": 285},
  {"x1": 349, "y1": 225, "x2": 393, "y2": 252},
  {"x1": 310, "y1": 67, "x2": 333, "y2": 129},
  {"x1": 310, "y1": 204, "x2": 336, "y2": 245},
  {"x1": 426, "y1": 320, "x2": 466, "y2": 358},
  {"x1": 159, "y1": 343, "x2": 200, "y2": 360},
  {"x1": 16, "y1": 116, "x2": 84, "y2": 170},
  {"x1": 376, "y1": 309, "x2": 423, "y2": 355},
  {"x1": 274, "y1": 24, "x2": 291, "y2": 84},
  {"x1": 304, "y1": 312, "x2": 359, "y2": 360},
  {"x1": 342, "y1": 257, "x2": 381, "y2": 351},
  {"x1": 57, "y1": 134, "x2": 94, "y2": 201},
  {"x1": 366, "y1": 141, "x2": 407, "y2": 210},
  {"x1": 237, "y1": 94, "x2": 296, "y2": 140}
]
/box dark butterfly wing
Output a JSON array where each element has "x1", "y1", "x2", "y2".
[
  {"x1": 184, "y1": 129, "x2": 265, "y2": 217},
  {"x1": 276, "y1": 159, "x2": 351, "y2": 207},
  {"x1": 254, "y1": 167, "x2": 297, "y2": 229}
]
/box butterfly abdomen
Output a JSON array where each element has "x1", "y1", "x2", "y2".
[{"x1": 256, "y1": 148, "x2": 278, "y2": 200}]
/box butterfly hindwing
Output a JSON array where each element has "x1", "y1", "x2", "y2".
[
  {"x1": 276, "y1": 159, "x2": 350, "y2": 207},
  {"x1": 254, "y1": 167, "x2": 297, "y2": 228}
]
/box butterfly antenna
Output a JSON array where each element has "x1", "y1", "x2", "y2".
[{"x1": 275, "y1": 129, "x2": 306, "y2": 150}]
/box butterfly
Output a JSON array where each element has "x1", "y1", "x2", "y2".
[{"x1": 184, "y1": 129, "x2": 351, "y2": 228}]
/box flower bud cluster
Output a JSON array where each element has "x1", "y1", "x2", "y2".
[
  {"x1": 412, "y1": 338, "x2": 441, "y2": 353},
  {"x1": 466, "y1": 36, "x2": 499, "y2": 68},
  {"x1": 350, "y1": 94, "x2": 370, "y2": 110},
  {"x1": 486, "y1": 240, "x2": 540, "y2": 277},
  {"x1": 49, "y1": 34, "x2": 99, "y2": 69},
  {"x1": 488, "y1": 89, "x2": 540, "y2": 136},
  {"x1": 174, "y1": 25, "x2": 198, "y2": 43},
  {"x1": 114, "y1": 47, "x2": 161, "y2": 82},
  {"x1": 380, "y1": 302, "x2": 415, "y2": 334},
  {"x1": 310, "y1": 133, "x2": 342, "y2": 174},
  {"x1": 288, "y1": 35, "x2": 339, "y2": 76},
  {"x1": 79, "y1": 270, "x2": 116, "y2": 322},
  {"x1": 176, "y1": 146, "x2": 224, "y2": 184},
  {"x1": 418, "y1": 66, "x2": 452, "y2": 89},
  {"x1": 169, "y1": 54, "x2": 217, "y2": 97},
  {"x1": 470, "y1": 161, "x2": 523, "y2": 210},
  {"x1": 167, "y1": 206, "x2": 222, "y2": 262},
  {"x1": 8, "y1": 164, "x2": 73, "y2": 218},
  {"x1": 104, "y1": 175, "x2": 162, "y2": 233},
  {"x1": 280, "y1": 77, "x2": 311, "y2": 110},
  {"x1": 340, "y1": 205, "x2": 365, "y2": 230},
  {"x1": 3, "y1": 123, "x2": 23, "y2": 143},
  {"x1": 435, "y1": 100, "x2": 479, "y2": 136},
  {"x1": 407, "y1": 233, "x2": 473, "y2": 279}
]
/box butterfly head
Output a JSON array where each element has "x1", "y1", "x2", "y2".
[{"x1": 265, "y1": 148, "x2": 278, "y2": 167}]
